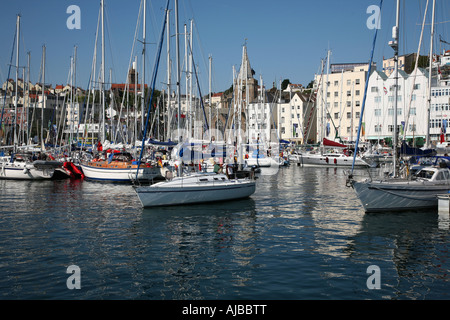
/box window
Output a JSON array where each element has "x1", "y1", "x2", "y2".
[
  {"x1": 371, "y1": 86, "x2": 378, "y2": 93},
  {"x1": 355, "y1": 101, "x2": 360, "y2": 107},
  {"x1": 409, "y1": 108, "x2": 416, "y2": 115},
  {"x1": 347, "y1": 101, "x2": 351, "y2": 107},
  {"x1": 375, "y1": 109, "x2": 381, "y2": 116},
  {"x1": 374, "y1": 96, "x2": 381, "y2": 103},
  {"x1": 347, "y1": 112, "x2": 352, "y2": 119},
  {"x1": 414, "y1": 84, "x2": 420, "y2": 90},
  {"x1": 375, "y1": 124, "x2": 382, "y2": 132},
  {"x1": 334, "y1": 92, "x2": 339, "y2": 97},
  {"x1": 334, "y1": 81, "x2": 339, "y2": 86},
  {"x1": 347, "y1": 90, "x2": 351, "y2": 96},
  {"x1": 355, "y1": 112, "x2": 360, "y2": 119},
  {"x1": 356, "y1": 79, "x2": 360, "y2": 85},
  {"x1": 334, "y1": 112, "x2": 339, "y2": 120},
  {"x1": 356, "y1": 90, "x2": 360, "y2": 96}
]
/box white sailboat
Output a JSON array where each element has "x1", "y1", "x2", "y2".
[
  {"x1": 349, "y1": 0, "x2": 450, "y2": 212},
  {"x1": 135, "y1": 172, "x2": 256, "y2": 207},
  {"x1": 295, "y1": 138, "x2": 370, "y2": 168},
  {"x1": 133, "y1": 0, "x2": 257, "y2": 207}
]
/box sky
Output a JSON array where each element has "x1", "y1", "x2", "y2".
[{"x1": 0, "y1": 0, "x2": 449, "y2": 95}]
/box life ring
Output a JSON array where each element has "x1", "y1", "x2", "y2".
[
  {"x1": 334, "y1": 158, "x2": 337, "y2": 164},
  {"x1": 325, "y1": 157, "x2": 329, "y2": 163}
]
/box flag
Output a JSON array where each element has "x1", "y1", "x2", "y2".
[
  {"x1": 361, "y1": 122, "x2": 365, "y2": 136},
  {"x1": 158, "y1": 158, "x2": 163, "y2": 167}
]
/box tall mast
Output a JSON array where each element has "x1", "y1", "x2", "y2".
[
  {"x1": 26, "y1": 51, "x2": 30, "y2": 143},
  {"x1": 209, "y1": 55, "x2": 212, "y2": 140},
  {"x1": 389, "y1": 0, "x2": 400, "y2": 177},
  {"x1": 426, "y1": 0, "x2": 436, "y2": 148},
  {"x1": 166, "y1": 8, "x2": 171, "y2": 141},
  {"x1": 189, "y1": 20, "x2": 193, "y2": 140},
  {"x1": 175, "y1": 0, "x2": 181, "y2": 142},
  {"x1": 184, "y1": 23, "x2": 189, "y2": 139},
  {"x1": 41, "y1": 45, "x2": 46, "y2": 149},
  {"x1": 13, "y1": 14, "x2": 20, "y2": 146},
  {"x1": 101, "y1": 0, "x2": 106, "y2": 142},
  {"x1": 141, "y1": 0, "x2": 146, "y2": 134}
]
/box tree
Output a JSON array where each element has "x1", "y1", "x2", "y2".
[{"x1": 281, "y1": 79, "x2": 290, "y2": 90}]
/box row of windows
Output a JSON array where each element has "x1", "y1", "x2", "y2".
[
  {"x1": 374, "y1": 124, "x2": 417, "y2": 133},
  {"x1": 432, "y1": 103, "x2": 450, "y2": 111},
  {"x1": 373, "y1": 108, "x2": 417, "y2": 116},
  {"x1": 371, "y1": 84, "x2": 421, "y2": 93},
  {"x1": 333, "y1": 112, "x2": 360, "y2": 119},
  {"x1": 431, "y1": 88, "x2": 450, "y2": 96},
  {"x1": 327, "y1": 79, "x2": 362, "y2": 87},
  {"x1": 373, "y1": 95, "x2": 416, "y2": 103}
]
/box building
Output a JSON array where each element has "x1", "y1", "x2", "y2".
[
  {"x1": 382, "y1": 53, "x2": 418, "y2": 77},
  {"x1": 314, "y1": 60, "x2": 374, "y2": 143},
  {"x1": 365, "y1": 68, "x2": 430, "y2": 144},
  {"x1": 278, "y1": 90, "x2": 316, "y2": 144}
]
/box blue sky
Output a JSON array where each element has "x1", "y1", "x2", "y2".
[{"x1": 0, "y1": 0, "x2": 448, "y2": 94}]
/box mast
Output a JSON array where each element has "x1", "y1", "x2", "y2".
[
  {"x1": 26, "y1": 51, "x2": 30, "y2": 143},
  {"x1": 101, "y1": 0, "x2": 106, "y2": 142},
  {"x1": 141, "y1": 0, "x2": 146, "y2": 134},
  {"x1": 209, "y1": 55, "x2": 212, "y2": 140},
  {"x1": 166, "y1": 8, "x2": 171, "y2": 141},
  {"x1": 426, "y1": 0, "x2": 436, "y2": 148},
  {"x1": 184, "y1": 23, "x2": 189, "y2": 139},
  {"x1": 389, "y1": 0, "x2": 400, "y2": 177},
  {"x1": 41, "y1": 45, "x2": 46, "y2": 149},
  {"x1": 175, "y1": 0, "x2": 181, "y2": 142},
  {"x1": 13, "y1": 15, "x2": 20, "y2": 146}
]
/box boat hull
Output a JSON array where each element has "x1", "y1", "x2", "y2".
[
  {"x1": 296, "y1": 154, "x2": 369, "y2": 167},
  {"x1": 135, "y1": 179, "x2": 256, "y2": 207},
  {"x1": 352, "y1": 179, "x2": 450, "y2": 212},
  {"x1": 80, "y1": 163, "x2": 163, "y2": 182},
  {"x1": 0, "y1": 160, "x2": 55, "y2": 180}
]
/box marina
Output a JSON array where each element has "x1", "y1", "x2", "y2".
[
  {"x1": 0, "y1": 165, "x2": 448, "y2": 300},
  {"x1": 1, "y1": 0, "x2": 450, "y2": 302}
]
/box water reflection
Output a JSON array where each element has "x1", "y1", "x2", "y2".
[
  {"x1": 346, "y1": 211, "x2": 449, "y2": 299},
  {"x1": 0, "y1": 165, "x2": 448, "y2": 299}
]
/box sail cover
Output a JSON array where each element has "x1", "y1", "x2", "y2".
[{"x1": 323, "y1": 138, "x2": 346, "y2": 148}]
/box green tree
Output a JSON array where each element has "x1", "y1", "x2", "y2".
[{"x1": 281, "y1": 79, "x2": 290, "y2": 90}]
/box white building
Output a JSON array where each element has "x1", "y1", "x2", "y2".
[
  {"x1": 314, "y1": 61, "x2": 373, "y2": 143},
  {"x1": 278, "y1": 91, "x2": 316, "y2": 144},
  {"x1": 365, "y1": 68, "x2": 430, "y2": 144}
]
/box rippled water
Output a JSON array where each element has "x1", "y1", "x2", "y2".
[{"x1": 0, "y1": 165, "x2": 448, "y2": 300}]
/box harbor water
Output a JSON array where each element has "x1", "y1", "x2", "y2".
[{"x1": 0, "y1": 165, "x2": 449, "y2": 300}]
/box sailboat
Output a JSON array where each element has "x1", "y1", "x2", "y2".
[
  {"x1": 349, "y1": 0, "x2": 450, "y2": 212},
  {"x1": 133, "y1": 0, "x2": 257, "y2": 207}
]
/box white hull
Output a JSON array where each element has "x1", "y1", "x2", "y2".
[
  {"x1": 292, "y1": 153, "x2": 369, "y2": 168},
  {"x1": 352, "y1": 179, "x2": 450, "y2": 213},
  {"x1": 245, "y1": 157, "x2": 280, "y2": 167},
  {"x1": 0, "y1": 159, "x2": 56, "y2": 180},
  {"x1": 135, "y1": 173, "x2": 256, "y2": 207},
  {"x1": 80, "y1": 163, "x2": 163, "y2": 182}
]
